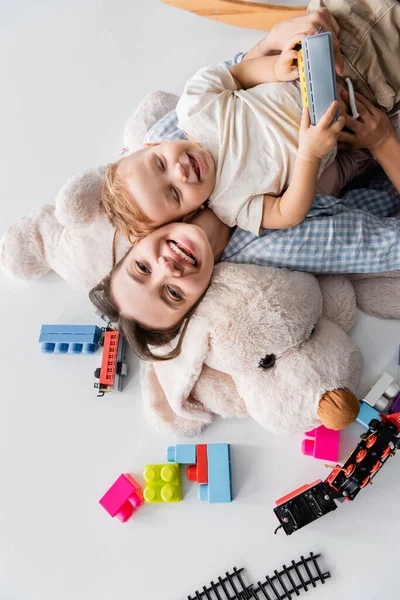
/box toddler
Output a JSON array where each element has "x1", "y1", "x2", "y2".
[{"x1": 103, "y1": 1, "x2": 400, "y2": 239}]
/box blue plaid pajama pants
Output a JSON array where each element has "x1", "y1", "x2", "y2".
[{"x1": 221, "y1": 169, "x2": 400, "y2": 273}]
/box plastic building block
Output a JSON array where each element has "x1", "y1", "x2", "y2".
[
  {"x1": 356, "y1": 401, "x2": 381, "y2": 429},
  {"x1": 99, "y1": 473, "x2": 143, "y2": 522},
  {"x1": 39, "y1": 324, "x2": 102, "y2": 354},
  {"x1": 186, "y1": 444, "x2": 208, "y2": 484},
  {"x1": 185, "y1": 552, "x2": 330, "y2": 600},
  {"x1": 302, "y1": 425, "x2": 339, "y2": 461},
  {"x1": 391, "y1": 393, "x2": 400, "y2": 414},
  {"x1": 363, "y1": 372, "x2": 400, "y2": 413},
  {"x1": 166, "y1": 444, "x2": 196, "y2": 464},
  {"x1": 143, "y1": 464, "x2": 181, "y2": 503},
  {"x1": 298, "y1": 32, "x2": 338, "y2": 125},
  {"x1": 198, "y1": 443, "x2": 232, "y2": 503}
]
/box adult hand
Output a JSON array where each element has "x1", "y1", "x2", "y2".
[
  {"x1": 262, "y1": 9, "x2": 344, "y2": 75},
  {"x1": 338, "y1": 91, "x2": 396, "y2": 151}
]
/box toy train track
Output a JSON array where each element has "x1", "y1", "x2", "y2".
[
  {"x1": 274, "y1": 413, "x2": 400, "y2": 535},
  {"x1": 184, "y1": 552, "x2": 330, "y2": 600}
]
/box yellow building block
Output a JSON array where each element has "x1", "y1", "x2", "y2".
[
  {"x1": 297, "y1": 47, "x2": 308, "y2": 110},
  {"x1": 143, "y1": 464, "x2": 182, "y2": 503}
]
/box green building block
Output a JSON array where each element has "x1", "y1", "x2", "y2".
[{"x1": 143, "y1": 464, "x2": 182, "y2": 503}]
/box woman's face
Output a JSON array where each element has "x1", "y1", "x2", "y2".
[{"x1": 112, "y1": 222, "x2": 214, "y2": 329}]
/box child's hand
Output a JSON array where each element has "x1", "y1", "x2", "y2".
[
  {"x1": 338, "y1": 90, "x2": 396, "y2": 152},
  {"x1": 298, "y1": 101, "x2": 345, "y2": 161},
  {"x1": 272, "y1": 36, "x2": 300, "y2": 82}
]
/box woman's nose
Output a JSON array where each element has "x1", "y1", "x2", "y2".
[
  {"x1": 158, "y1": 256, "x2": 182, "y2": 276},
  {"x1": 174, "y1": 161, "x2": 187, "y2": 183}
]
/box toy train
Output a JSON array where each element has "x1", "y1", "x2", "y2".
[
  {"x1": 93, "y1": 324, "x2": 128, "y2": 396},
  {"x1": 274, "y1": 412, "x2": 400, "y2": 535},
  {"x1": 296, "y1": 32, "x2": 338, "y2": 125}
]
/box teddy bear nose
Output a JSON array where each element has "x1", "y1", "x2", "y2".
[{"x1": 258, "y1": 354, "x2": 276, "y2": 369}]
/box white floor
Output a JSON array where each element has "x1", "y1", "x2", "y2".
[{"x1": 1, "y1": 2, "x2": 400, "y2": 599}]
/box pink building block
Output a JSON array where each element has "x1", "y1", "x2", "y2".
[
  {"x1": 99, "y1": 473, "x2": 143, "y2": 522},
  {"x1": 301, "y1": 426, "x2": 340, "y2": 462}
]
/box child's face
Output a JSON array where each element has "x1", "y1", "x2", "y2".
[
  {"x1": 112, "y1": 221, "x2": 214, "y2": 329},
  {"x1": 117, "y1": 141, "x2": 216, "y2": 225}
]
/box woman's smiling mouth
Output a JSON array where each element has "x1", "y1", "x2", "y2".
[{"x1": 167, "y1": 240, "x2": 197, "y2": 266}]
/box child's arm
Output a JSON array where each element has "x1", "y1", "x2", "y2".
[
  {"x1": 261, "y1": 102, "x2": 345, "y2": 230},
  {"x1": 230, "y1": 37, "x2": 300, "y2": 89},
  {"x1": 339, "y1": 90, "x2": 400, "y2": 193}
]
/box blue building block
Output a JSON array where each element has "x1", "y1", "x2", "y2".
[
  {"x1": 356, "y1": 401, "x2": 381, "y2": 429},
  {"x1": 166, "y1": 444, "x2": 196, "y2": 464},
  {"x1": 198, "y1": 443, "x2": 232, "y2": 504},
  {"x1": 39, "y1": 325, "x2": 102, "y2": 354}
]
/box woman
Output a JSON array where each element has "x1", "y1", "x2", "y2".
[{"x1": 90, "y1": 208, "x2": 231, "y2": 359}]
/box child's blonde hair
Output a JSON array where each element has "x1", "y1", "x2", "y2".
[{"x1": 102, "y1": 161, "x2": 155, "y2": 241}]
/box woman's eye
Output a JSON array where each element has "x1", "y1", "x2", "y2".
[
  {"x1": 135, "y1": 261, "x2": 150, "y2": 274},
  {"x1": 157, "y1": 157, "x2": 165, "y2": 171},
  {"x1": 167, "y1": 286, "x2": 182, "y2": 301},
  {"x1": 171, "y1": 187, "x2": 181, "y2": 206}
]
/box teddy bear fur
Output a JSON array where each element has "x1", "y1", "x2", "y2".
[
  {"x1": 0, "y1": 92, "x2": 179, "y2": 289},
  {"x1": 142, "y1": 264, "x2": 364, "y2": 436},
  {"x1": 1, "y1": 90, "x2": 400, "y2": 436}
]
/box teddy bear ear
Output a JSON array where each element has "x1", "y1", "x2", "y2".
[
  {"x1": 147, "y1": 315, "x2": 211, "y2": 423},
  {"x1": 54, "y1": 166, "x2": 106, "y2": 228},
  {"x1": 0, "y1": 205, "x2": 59, "y2": 280},
  {"x1": 141, "y1": 361, "x2": 212, "y2": 437},
  {"x1": 124, "y1": 91, "x2": 179, "y2": 151}
]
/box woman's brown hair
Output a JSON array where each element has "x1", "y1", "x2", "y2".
[{"x1": 89, "y1": 252, "x2": 210, "y2": 362}]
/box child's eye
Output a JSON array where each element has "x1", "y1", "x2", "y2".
[
  {"x1": 135, "y1": 261, "x2": 150, "y2": 274},
  {"x1": 157, "y1": 157, "x2": 165, "y2": 171},
  {"x1": 167, "y1": 286, "x2": 182, "y2": 301},
  {"x1": 171, "y1": 187, "x2": 181, "y2": 206}
]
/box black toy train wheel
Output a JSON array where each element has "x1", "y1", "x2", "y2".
[
  {"x1": 366, "y1": 434, "x2": 377, "y2": 448},
  {"x1": 345, "y1": 464, "x2": 356, "y2": 478},
  {"x1": 381, "y1": 445, "x2": 391, "y2": 460},
  {"x1": 94, "y1": 368, "x2": 101, "y2": 379}
]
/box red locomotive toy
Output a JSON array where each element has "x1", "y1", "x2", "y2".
[
  {"x1": 94, "y1": 324, "x2": 128, "y2": 397},
  {"x1": 274, "y1": 412, "x2": 400, "y2": 535}
]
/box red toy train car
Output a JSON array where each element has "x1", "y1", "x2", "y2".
[
  {"x1": 94, "y1": 324, "x2": 128, "y2": 397},
  {"x1": 274, "y1": 412, "x2": 400, "y2": 535}
]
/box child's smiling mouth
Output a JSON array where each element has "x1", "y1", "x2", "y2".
[{"x1": 188, "y1": 154, "x2": 200, "y2": 181}]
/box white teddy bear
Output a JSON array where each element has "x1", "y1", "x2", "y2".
[{"x1": 1, "y1": 91, "x2": 400, "y2": 435}]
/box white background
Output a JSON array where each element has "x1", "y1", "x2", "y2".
[{"x1": 1, "y1": 2, "x2": 400, "y2": 599}]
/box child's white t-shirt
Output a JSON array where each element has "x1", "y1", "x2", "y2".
[{"x1": 176, "y1": 63, "x2": 336, "y2": 235}]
